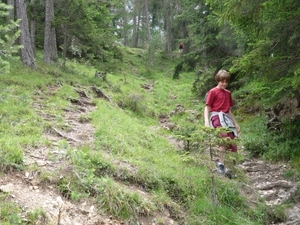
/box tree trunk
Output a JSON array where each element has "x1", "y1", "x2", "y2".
[
  {"x1": 61, "y1": 24, "x2": 69, "y2": 67},
  {"x1": 144, "y1": 0, "x2": 151, "y2": 44},
  {"x1": 123, "y1": 14, "x2": 128, "y2": 46},
  {"x1": 132, "y1": 0, "x2": 141, "y2": 48},
  {"x1": 30, "y1": 0, "x2": 36, "y2": 56},
  {"x1": 44, "y1": 0, "x2": 58, "y2": 64},
  {"x1": 7, "y1": 0, "x2": 14, "y2": 21},
  {"x1": 132, "y1": 14, "x2": 138, "y2": 47},
  {"x1": 16, "y1": 0, "x2": 37, "y2": 69},
  {"x1": 164, "y1": 0, "x2": 173, "y2": 58},
  {"x1": 182, "y1": 21, "x2": 189, "y2": 53},
  {"x1": 144, "y1": 0, "x2": 153, "y2": 65}
]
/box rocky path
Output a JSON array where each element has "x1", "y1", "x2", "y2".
[{"x1": 240, "y1": 159, "x2": 300, "y2": 225}]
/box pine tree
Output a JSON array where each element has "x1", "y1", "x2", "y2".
[{"x1": 0, "y1": 2, "x2": 22, "y2": 73}]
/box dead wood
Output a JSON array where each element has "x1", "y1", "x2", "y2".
[
  {"x1": 74, "y1": 88, "x2": 90, "y2": 98},
  {"x1": 68, "y1": 97, "x2": 95, "y2": 106},
  {"x1": 90, "y1": 85, "x2": 110, "y2": 101},
  {"x1": 90, "y1": 86, "x2": 120, "y2": 109}
]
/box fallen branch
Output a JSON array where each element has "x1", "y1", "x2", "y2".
[
  {"x1": 90, "y1": 86, "x2": 120, "y2": 108},
  {"x1": 90, "y1": 86, "x2": 110, "y2": 101},
  {"x1": 68, "y1": 97, "x2": 95, "y2": 106},
  {"x1": 74, "y1": 88, "x2": 90, "y2": 98}
]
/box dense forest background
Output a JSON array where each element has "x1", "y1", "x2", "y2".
[{"x1": 1, "y1": 0, "x2": 300, "y2": 224}]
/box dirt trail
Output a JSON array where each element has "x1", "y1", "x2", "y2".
[{"x1": 0, "y1": 85, "x2": 114, "y2": 224}]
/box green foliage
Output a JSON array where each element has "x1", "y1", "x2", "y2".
[
  {"x1": 242, "y1": 116, "x2": 300, "y2": 161},
  {"x1": 27, "y1": 208, "x2": 47, "y2": 224},
  {"x1": 0, "y1": 82, "x2": 44, "y2": 170},
  {"x1": 192, "y1": 71, "x2": 216, "y2": 99},
  {"x1": 175, "y1": 123, "x2": 239, "y2": 157},
  {"x1": 206, "y1": 0, "x2": 300, "y2": 108},
  {"x1": 0, "y1": 194, "x2": 23, "y2": 224},
  {"x1": 0, "y1": 3, "x2": 21, "y2": 74},
  {"x1": 123, "y1": 92, "x2": 147, "y2": 116},
  {"x1": 54, "y1": 0, "x2": 117, "y2": 63},
  {"x1": 187, "y1": 183, "x2": 263, "y2": 225},
  {"x1": 57, "y1": 147, "x2": 116, "y2": 200},
  {"x1": 0, "y1": 141, "x2": 23, "y2": 171},
  {"x1": 96, "y1": 178, "x2": 156, "y2": 219}
]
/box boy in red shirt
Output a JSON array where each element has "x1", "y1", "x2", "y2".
[
  {"x1": 179, "y1": 43, "x2": 184, "y2": 53},
  {"x1": 204, "y1": 70, "x2": 240, "y2": 174}
]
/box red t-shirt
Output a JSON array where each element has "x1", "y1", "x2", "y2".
[{"x1": 206, "y1": 87, "x2": 233, "y2": 113}]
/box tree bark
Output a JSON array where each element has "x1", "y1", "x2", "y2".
[
  {"x1": 30, "y1": 0, "x2": 36, "y2": 55},
  {"x1": 164, "y1": 0, "x2": 173, "y2": 58},
  {"x1": 132, "y1": 14, "x2": 138, "y2": 47},
  {"x1": 44, "y1": 0, "x2": 58, "y2": 64},
  {"x1": 61, "y1": 24, "x2": 69, "y2": 67},
  {"x1": 16, "y1": 0, "x2": 37, "y2": 69},
  {"x1": 132, "y1": 0, "x2": 141, "y2": 47},
  {"x1": 144, "y1": 0, "x2": 153, "y2": 65},
  {"x1": 144, "y1": 0, "x2": 151, "y2": 44},
  {"x1": 7, "y1": 0, "x2": 14, "y2": 21}
]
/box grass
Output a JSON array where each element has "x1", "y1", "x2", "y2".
[
  {"x1": 0, "y1": 48, "x2": 278, "y2": 224},
  {"x1": 0, "y1": 193, "x2": 23, "y2": 224}
]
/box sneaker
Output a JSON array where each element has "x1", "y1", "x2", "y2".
[
  {"x1": 225, "y1": 168, "x2": 233, "y2": 179},
  {"x1": 217, "y1": 162, "x2": 225, "y2": 174}
]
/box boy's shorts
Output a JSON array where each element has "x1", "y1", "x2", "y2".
[{"x1": 211, "y1": 115, "x2": 237, "y2": 152}]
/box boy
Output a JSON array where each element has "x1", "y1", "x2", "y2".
[{"x1": 204, "y1": 70, "x2": 240, "y2": 174}]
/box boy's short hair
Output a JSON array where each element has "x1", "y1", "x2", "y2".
[{"x1": 215, "y1": 70, "x2": 230, "y2": 82}]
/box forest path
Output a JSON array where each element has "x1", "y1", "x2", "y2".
[{"x1": 239, "y1": 158, "x2": 300, "y2": 225}]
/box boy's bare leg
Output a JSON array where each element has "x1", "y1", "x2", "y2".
[
  {"x1": 218, "y1": 146, "x2": 225, "y2": 164},
  {"x1": 217, "y1": 145, "x2": 226, "y2": 174}
]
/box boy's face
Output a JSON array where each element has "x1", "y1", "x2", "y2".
[{"x1": 217, "y1": 80, "x2": 228, "y2": 89}]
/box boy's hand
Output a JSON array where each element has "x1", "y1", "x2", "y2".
[{"x1": 236, "y1": 124, "x2": 241, "y2": 135}]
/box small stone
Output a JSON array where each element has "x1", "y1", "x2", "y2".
[{"x1": 0, "y1": 183, "x2": 14, "y2": 193}]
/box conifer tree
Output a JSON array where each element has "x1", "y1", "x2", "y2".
[{"x1": 0, "y1": 2, "x2": 22, "y2": 73}]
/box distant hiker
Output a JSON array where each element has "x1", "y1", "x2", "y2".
[
  {"x1": 179, "y1": 42, "x2": 184, "y2": 53},
  {"x1": 204, "y1": 70, "x2": 240, "y2": 175}
]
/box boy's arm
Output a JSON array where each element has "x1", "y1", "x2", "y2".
[
  {"x1": 204, "y1": 105, "x2": 211, "y2": 127},
  {"x1": 228, "y1": 110, "x2": 240, "y2": 134}
]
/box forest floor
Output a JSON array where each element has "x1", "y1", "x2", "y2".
[{"x1": 0, "y1": 84, "x2": 299, "y2": 225}]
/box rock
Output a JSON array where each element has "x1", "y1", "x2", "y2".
[{"x1": 0, "y1": 183, "x2": 14, "y2": 193}]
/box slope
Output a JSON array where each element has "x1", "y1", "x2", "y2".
[{"x1": 0, "y1": 47, "x2": 299, "y2": 225}]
